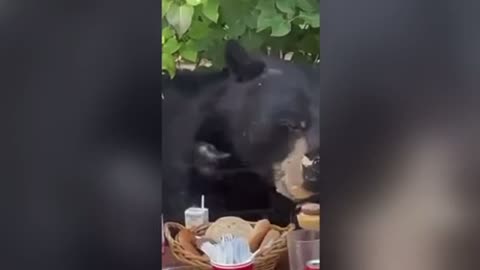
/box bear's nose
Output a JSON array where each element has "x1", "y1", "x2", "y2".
[{"x1": 302, "y1": 154, "x2": 319, "y2": 193}]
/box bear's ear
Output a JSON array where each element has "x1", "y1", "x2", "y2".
[{"x1": 225, "y1": 40, "x2": 266, "y2": 82}]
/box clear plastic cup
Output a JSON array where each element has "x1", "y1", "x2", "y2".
[{"x1": 287, "y1": 230, "x2": 320, "y2": 270}]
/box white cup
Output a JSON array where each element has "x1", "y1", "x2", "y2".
[{"x1": 185, "y1": 207, "x2": 209, "y2": 229}]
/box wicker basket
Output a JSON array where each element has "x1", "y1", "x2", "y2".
[{"x1": 164, "y1": 220, "x2": 295, "y2": 270}]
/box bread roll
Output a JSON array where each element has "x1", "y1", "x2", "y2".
[
  {"x1": 205, "y1": 216, "x2": 253, "y2": 242},
  {"x1": 178, "y1": 229, "x2": 201, "y2": 256},
  {"x1": 259, "y1": 229, "x2": 281, "y2": 250},
  {"x1": 297, "y1": 203, "x2": 320, "y2": 231},
  {"x1": 297, "y1": 212, "x2": 320, "y2": 230},
  {"x1": 248, "y1": 219, "x2": 271, "y2": 252},
  {"x1": 301, "y1": 203, "x2": 320, "y2": 215}
]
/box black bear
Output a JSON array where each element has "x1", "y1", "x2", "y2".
[{"x1": 162, "y1": 40, "x2": 320, "y2": 223}]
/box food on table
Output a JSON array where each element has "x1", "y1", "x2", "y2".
[
  {"x1": 274, "y1": 138, "x2": 315, "y2": 200},
  {"x1": 175, "y1": 216, "x2": 286, "y2": 263},
  {"x1": 297, "y1": 203, "x2": 320, "y2": 230},
  {"x1": 300, "y1": 203, "x2": 320, "y2": 215},
  {"x1": 177, "y1": 228, "x2": 202, "y2": 256},
  {"x1": 205, "y1": 216, "x2": 254, "y2": 243},
  {"x1": 259, "y1": 229, "x2": 281, "y2": 250},
  {"x1": 247, "y1": 219, "x2": 271, "y2": 252}
]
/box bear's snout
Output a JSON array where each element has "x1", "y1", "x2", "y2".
[
  {"x1": 302, "y1": 154, "x2": 320, "y2": 193},
  {"x1": 273, "y1": 138, "x2": 319, "y2": 201}
]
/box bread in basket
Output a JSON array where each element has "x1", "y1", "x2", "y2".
[{"x1": 164, "y1": 218, "x2": 294, "y2": 270}]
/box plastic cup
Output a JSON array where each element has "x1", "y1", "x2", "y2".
[{"x1": 287, "y1": 230, "x2": 320, "y2": 270}]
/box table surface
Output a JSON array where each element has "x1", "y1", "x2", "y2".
[{"x1": 162, "y1": 246, "x2": 290, "y2": 270}]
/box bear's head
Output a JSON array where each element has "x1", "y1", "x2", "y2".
[{"x1": 208, "y1": 40, "x2": 320, "y2": 202}]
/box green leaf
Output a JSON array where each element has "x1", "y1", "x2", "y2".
[
  {"x1": 180, "y1": 49, "x2": 197, "y2": 62},
  {"x1": 275, "y1": 0, "x2": 295, "y2": 15},
  {"x1": 296, "y1": 0, "x2": 318, "y2": 12},
  {"x1": 166, "y1": 4, "x2": 194, "y2": 37},
  {"x1": 256, "y1": 0, "x2": 282, "y2": 31},
  {"x1": 257, "y1": 12, "x2": 291, "y2": 37},
  {"x1": 203, "y1": 40, "x2": 226, "y2": 67},
  {"x1": 163, "y1": 37, "x2": 181, "y2": 54},
  {"x1": 162, "y1": 0, "x2": 172, "y2": 17},
  {"x1": 179, "y1": 41, "x2": 198, "y2": 62},
  {"x1": 162, "y1": 53, "x2": 176, "y2": 77},
  {"x1": 193, "y1": 27, "x2": 224, "y2": 51},
  {"x1": 299, "y1": 11, "x2": 320, "y2": 28},
  {"x1": 270, "y1": 15, "x2": 291, "y2": 36},
  {"x1": 193, "y1": 37, "x2": 214, "y2": 52},
  {"x1": 162, "y1": 26, "x2": 175, "y2": 40},
  {"x1": 187, "y1": 19, "x2": 211, "y2": 40},
  {"x1": 256, "y1": 0, "x2": 277, "y2": 15},
  {"x1": 219, "y1": 0, "x2": 252, "y2": 37},
  {"x1": 208, "y1": 26, "x2": 227, "y2": 40},
  {"x1": 227, "y1": 20, "x2": 246, "y2": 37},
  {"x1": 257, "y1": 12, "x2": 275, "y2": 32},
  {"x1": 202, "y1": 0, "x2": 219, "y2": 22},
  {"x1": 186, "y1": 0, "x2": 202, "y2": 6},
  {"x1": 245, "y1": 10, "x2": 261, "y2": 29}
]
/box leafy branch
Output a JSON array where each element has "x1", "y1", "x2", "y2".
[{"x1": 162, "y1": 0, "x2": 320, "y2": 76}]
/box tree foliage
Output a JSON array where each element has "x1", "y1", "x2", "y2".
[{"x1": 162, "y1": 0, "x2": 320, "y2": 76}]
